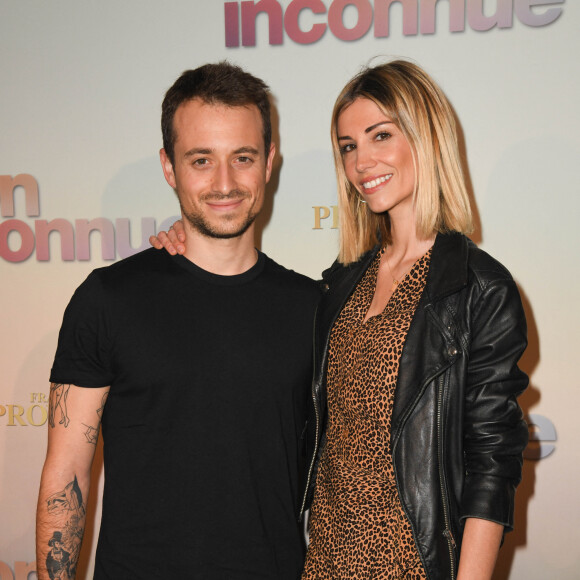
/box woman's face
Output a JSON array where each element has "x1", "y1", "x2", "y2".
[{"x1": 337, "y1": 97, "x2": 416, "y2": 219}]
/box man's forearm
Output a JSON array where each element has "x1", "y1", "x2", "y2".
[
  {"x1": 36, "y1": 383, "x2": 108, "y2": 580},
  {"x1": 36, "y1": 465, "x2": 90, "y2": 580}
]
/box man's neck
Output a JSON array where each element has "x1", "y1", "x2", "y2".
[{"x1": 182, "y1": 227, "x2": 258, "y2": 276}]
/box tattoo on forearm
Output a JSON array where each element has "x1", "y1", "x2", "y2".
[
  {"x1": 46, "y1": 475, "x2": 85, "y2": 516},
  {"x1": 81, "y1": 424, "x2": 99, "y2": 445},
  {"x1": 44, "y1": 476, "x2": 86, "y2": 579},
  {"x1": 48, "y1": 383, "x2": 71, "y2": 428}
]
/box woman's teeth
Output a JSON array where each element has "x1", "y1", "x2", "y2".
[{"x1": 363, "y1": 174, "x2": 392, "y2": 189}]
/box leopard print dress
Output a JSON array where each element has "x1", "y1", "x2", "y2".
[{"x1": 302, "y1": 249, "x2": 431, "y2": 580}]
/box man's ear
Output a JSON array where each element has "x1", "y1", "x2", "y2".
[
  {"x1": 160, "y1": 148, "x2": 177, "y2": 189},
  {"x1": 265, "y1": 143, "x2": 276, "y2": 184}
]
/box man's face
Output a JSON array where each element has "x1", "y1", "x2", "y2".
[{"x1": 160, "y1": 99, "x2": 275, "y2": 240}]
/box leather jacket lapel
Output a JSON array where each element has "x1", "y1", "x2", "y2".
[{"x1": 391, "y1": 233, "x2": 468, "y2": 440}]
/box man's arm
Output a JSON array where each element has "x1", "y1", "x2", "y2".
[{"x1": 36, "y1": 383, "x2": 110, "y2": 580}]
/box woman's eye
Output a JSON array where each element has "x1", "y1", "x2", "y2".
[
  {"x1": 376, "y1": 131, "x2": 391, "y2": 141},
  {"x1": 340, "y1": 143, "x2": 355, "y2": 155}
]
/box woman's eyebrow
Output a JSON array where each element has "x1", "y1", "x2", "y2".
[
  {"x1": 365, "y1": 121, "x2": 394, "y2": 134},
  {"x1": 338, "y1": 120, "x2": 395, "y2": 141}
]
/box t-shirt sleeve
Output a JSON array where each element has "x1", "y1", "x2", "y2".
[{"x1": 50, "y1": 270, "x2": 114, "y2": 388}]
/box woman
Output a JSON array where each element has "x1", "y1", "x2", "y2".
[
  {"x1": 301, "y1": 60, "x2": 528, "y2": 580},
  {"x1": 152, "y1": 60, "x2": 528, "y2": 580}
]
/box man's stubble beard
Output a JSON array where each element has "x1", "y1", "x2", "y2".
[{"x1": 180, "y1": 189, "x2": 260, "y2": 240}]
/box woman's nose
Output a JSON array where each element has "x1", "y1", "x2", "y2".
[{"x1": 355, "y1": 144, "x2": 375, "y2": 173}]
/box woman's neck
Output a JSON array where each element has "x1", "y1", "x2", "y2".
[{"x1": 387, "y1": 214, "x2": 435, "y2": 263}]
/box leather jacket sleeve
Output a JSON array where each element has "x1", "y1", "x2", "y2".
[{"x1": 460, "y1": 271, "x2": 528, "y2": 530}]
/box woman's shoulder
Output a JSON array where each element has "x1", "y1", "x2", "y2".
[
  {"x1": 464, "y1": 237, "x2": 516, "y2": 288},
  {"x1": 428, "y1": 232, "x2": 519, "y2": 302},
  {"x1": 434, "y1": 232, "x2": 515, "y2": 282}
]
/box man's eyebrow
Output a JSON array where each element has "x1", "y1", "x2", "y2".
[
  {"x1": 234, "y1": 146, "x2": 260, "y2": 155},
  {"x1": 337, "y1": 121, "x2": 394, "y2": 141},
  {"x1": 184, "y1": 148, "x2": 213, "y2": 158},
  {"x1": 183, "y1": 146, "x2": 261, "y2": 157}
]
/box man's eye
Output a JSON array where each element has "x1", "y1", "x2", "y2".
[
  {"x1": 193, "y1": 158, "x2": 208, "y2": 166},
  {"x1": 237, "y1": 156, "x2": 252, "y2": 163}
]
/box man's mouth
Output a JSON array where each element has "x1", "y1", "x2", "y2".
[{"x1": 203, "y1": 190, "x2": 248, "y2": 203}]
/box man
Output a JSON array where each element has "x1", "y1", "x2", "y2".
[{"x1": 36, "y1": 62, "x2": 320, "y2": 579}]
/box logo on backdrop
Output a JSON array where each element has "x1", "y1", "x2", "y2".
[
  {"x1": 1, "y1": 393, "x2": 48, "y2": 427},
  {"x1": 0, "y1": 561, "x2": 35, "y2": 580},
  {"x1": 313, "y1": 205, "x2": 339, "y2": 229},
  {"x1": 0, "y1": 174, "x2": 176, "y2": 263},
  {"x1": 524, "y1": 413, "x2": 557, "y2": 460},
  {"x1": 224, "y1": 0, "x2": 565, "y2": 47}
]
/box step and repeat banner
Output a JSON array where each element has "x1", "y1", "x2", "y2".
[{"x1": 1, "y1": 1, "x2": 578, "y2": 578}]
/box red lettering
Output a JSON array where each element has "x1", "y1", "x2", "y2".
[
  {"x1": 241, "y1": 0, "x2": 283, "y2": 46},
  {"x1": 328, "y1": 0, "x2": 373, "y2": 41},
  {"x1": 0, "y1": 219, "x2": 35, "y2": 262},
  {"x1": 34, "y1": 219, "x2": 75, "y2": 261},
  {"x1": 0, "y1": 174, "x2": 39, "y2": 218},
  {"x1": 224, "y1": 2, "x2": 240, "y2": 47},
  {"x1": 284, "y1": 0, "x2": 327, "y2": 44},
  {"x1": 224, "y1": 0, "x2": 564, "y2": 47}
]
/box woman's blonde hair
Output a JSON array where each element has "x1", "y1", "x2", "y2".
[{"x1": 332, "y1": 60, "x2": 473, "y2": 264}]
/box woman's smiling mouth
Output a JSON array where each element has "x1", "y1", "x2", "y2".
[{"x1": 361, "y1": 174, "x2": 392, "y2": 191}]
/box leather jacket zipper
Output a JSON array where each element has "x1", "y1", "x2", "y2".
[
  {"x1": 437, "y1": 373, "x2": 457, "y2": 580},
  {"x1": 299, "y1": 304, "x2": 321, "y2": 521},
  {"x1": 391, "y1": 360, "x2": 453, "y2": 579}
]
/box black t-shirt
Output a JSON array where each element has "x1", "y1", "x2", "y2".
[{"x1": 50, "y1": 248, "x2": 320, "y2": 579}]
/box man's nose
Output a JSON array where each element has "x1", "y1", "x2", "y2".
[{"x1": 214, "y1": 163, "x2": 236, "y2": 194}]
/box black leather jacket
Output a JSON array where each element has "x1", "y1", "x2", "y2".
[{"x1": 300, "y1": 232, "x2": 528, "y2": 580}]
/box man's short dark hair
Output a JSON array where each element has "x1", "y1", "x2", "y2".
[{"x1": 161, "y1": 61, "x2": 272, "y2": 165}]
